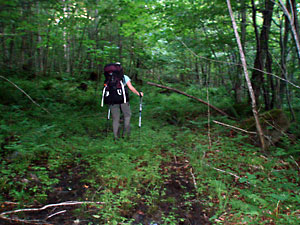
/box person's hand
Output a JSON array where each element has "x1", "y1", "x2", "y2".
[{"x1": 139, "y1": 92, "x2": 144, "y2": 97}]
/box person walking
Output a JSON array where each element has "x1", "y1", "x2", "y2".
[{"x1": 101, "y1": 62, "x2": 143, "y2": 140}]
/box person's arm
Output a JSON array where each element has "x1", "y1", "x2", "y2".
[{"x1": 127, "y1": 80, "x2": 144, "y2": 97}]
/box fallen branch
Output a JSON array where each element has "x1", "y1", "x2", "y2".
[
  {"x1": 204, "y1": 163, "x2": 254, "y2": 186},
  {"x1": 46, "y1": 210, "x2": 67, "y2": 220},
  {"x1": 290, "y1": 156, "x2": 300, "y2": 172},
  {"x1": 0, "y1": 201, "x2": 104, "y2": 224},
  {"x1": 0, "y1": 217, "x2": 48, "y2": 225},
  {"x1": 213, "y1": 120, "x2": 257, "y2": 134},
  {"x1": 147, "y1": 82, "x2": 233, "y2": 119},
  {"x1": 190, "y1": 168, "x2": 198, "y2": 190},
  {"x1": 0, "y1": 75, "x2": 51, "y2": 114}
]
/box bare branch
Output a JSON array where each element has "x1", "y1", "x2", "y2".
[
  {"x1": 204, "y1": 163, "x2": 254, "y2": 186},
  {"x1": 0, "y1": 201, "x2": 104, "y2": 217},
  {"x1": 147, "y1": 81, "x2": 234, "y2": 119},
  {"x1": 46, "y1": 210, "x2": 67, "y2": 220},
  {"x1": 213, "y1": 120, "x2": 257, "y2": 134},
  {"x1": 190, "y1": 168, "x2": 198, "y2": 190},
  {"x1": 290, "y1": 156, "x2": 300, "y2": 172},
  {"x1": 0, "y1": 75, "x2": 51, "y2": 114},
  {"x1": 0, "y1": 201, "x2": 104, "y2": 224}
]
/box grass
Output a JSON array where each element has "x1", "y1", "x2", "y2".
[{"x1": 0, "y1": 76, "x2": 299, "y2": 224}]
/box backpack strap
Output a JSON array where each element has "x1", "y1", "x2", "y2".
[
  {"x1": 120, "y1": 81, "x2": 127, "y2": 104},
  {"x1": 101, "y1": 85, "x2": 107, "y2": 107}
]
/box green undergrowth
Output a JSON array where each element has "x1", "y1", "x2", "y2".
[{"x1": 0, "y1": 76, "x2": 299, "y2": 224}]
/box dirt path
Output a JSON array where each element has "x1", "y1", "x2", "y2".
[
  {"x1": 131, "y1": 152, "x2": 212, "y2": 224},
  {"x1": 0, "y1": 152, "x2": 213, "y2": 225}
]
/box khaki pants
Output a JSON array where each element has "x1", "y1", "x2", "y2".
[{"x1": 110, "y1": 102, "x2": 131, "y2": 139}]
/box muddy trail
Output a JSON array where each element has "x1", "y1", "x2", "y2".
[{"x1": 0, "y1": 151, "x2": 212, "y2": 225}]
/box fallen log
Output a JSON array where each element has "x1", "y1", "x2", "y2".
[{"x1": 147, "y1": 82, "x2": 233, "y2": 118}]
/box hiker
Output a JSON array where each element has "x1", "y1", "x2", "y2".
[{"x1": 101, "y1": 62, "x2": 143, "y2": 139}]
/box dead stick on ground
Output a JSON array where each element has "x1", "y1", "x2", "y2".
[
  {"x1": 213, "y1": 120, "x2": 257, "y2": 134},
  {"x1": 204, "y1": 163, "x2": 254, "y2": 186},
  {"x1": 190, "y1": 168, "x2": 198, "y2": 190},
  {"x1": 290, "y1": 156, "x2": 300, "y2": 172},
  {"x1": 147, "y1": 81, "x2": 233, "y2": 119},
  {"x1": 46, "y1": 210, "x2": 67, "y2": 220},
  {"x1": 0, "y1": 75, "x2": 51, "y2": 114},
  {"x1": 0, "y1": 201, "x2": 104, "y2": 216},
  {"x1": 0, "y1": 201, "x2": 104, "y2": 223}
]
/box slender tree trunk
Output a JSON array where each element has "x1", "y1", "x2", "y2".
[
  {"x1": 251, "y1": 0, "x2": 274, "y2": 105},
  {"x1": 36, "y1": 2, "x2": 43, "y2": 75},
  {"x1": 279, "y1": 0, "x2": 300, "y2": 64},
  {"x1": 1, "y1": 23, "x2": 7, "y2": 64},
  {"x1": 42, "y1": 19, "x2": 52, "y2": 77},
  {"x1": 280, "y1": 0, "x2": 296, "y2": 121},
  {"x1": 63, "y1": 0, "x2": 70, "y2": 73},
  {"x1": 118, "y1": 21, "x2": 123, "y2": 61},
  {"x1": 233, "y1": 0, "x2": 247, "y2": 103},
  {"x1": 195, "y1": 57, "x2": 201, "y2": 85},
  {"x1": 8, "y1": 25, "x2": 15, "y2": 67},
  {"x1": 77, "y1": 23, "x2": 88, "y2": 76},
  {"x1": 227, "y1": 0, "x2": 266, "y2": 150},
  {"x1": 263, "y1": 52, "x2": 272, "y2": 110}
]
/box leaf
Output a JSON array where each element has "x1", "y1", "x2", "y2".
[{"x1": 269, "y1": 193, "x2": 290, "y2": 201}]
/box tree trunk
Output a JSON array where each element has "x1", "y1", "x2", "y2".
[
  {"x1": 279, "y1": 0, "x2": 296, "y2": 121},
  {"x1": 227, "y1": 0, "x2": 267, "y2": 151},
  {"x1": 1, "y1": 23, "x2": 7, "y2": 64},
  {"x1": 63, "y1": 0, "x2": 70, "y2": 73},
  {"x1": 8, "y1": 25, "x2": 15, "y2": 67},
  {"x1": 36, "y1": 2, "x2": 43, "y2": 75},
  {"x1": 195, "y1": 57, "x2": 201, "y2": 85},
  {"x1": 263, "y1": 51, "x2": 272, "y2": 110},
  {"x1": 251, "y1": 0, "x2": 274, "y2": 105},
  {"x1": 233, "y1": 0, "x2": 247, "y2": 103},
  {"x1": 279, "y1": 0, "x2": 300, "y2": 65}
]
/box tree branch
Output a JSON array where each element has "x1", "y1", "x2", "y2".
[
  {"x1": 147, "y1": 81, "x2": 233, "y2": 119},
  {"x1": 0, "y1": 75, "x2": 51, "y2": 114},
  {"x1": 213, "y1": 120, "x2": 257, "y2": 134},
  {"x1": 0, "y1": 201, "x2": 104, "y2": 224}
]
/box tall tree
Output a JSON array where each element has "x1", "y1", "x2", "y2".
[
  {"x1": 227, "y1": 0, "x2": 266, "y2": 150},
  {"x1": 251, "y1": 0, "x2": 275, "y2": 106}
]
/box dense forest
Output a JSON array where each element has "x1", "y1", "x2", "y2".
[{"x1": 0, "y1": 0, "x2": 299, "y2": 224}]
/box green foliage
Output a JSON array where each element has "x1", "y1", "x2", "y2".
[{"x1": 0, "y1": 76, "x2": 299, "y2": 224}]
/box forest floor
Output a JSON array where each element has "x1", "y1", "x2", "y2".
[
  {"x1": 0, "y1": 137, "x2": 213, "y2": 225},
  {"x1": 0, "y1": 78, "x2": 299, "y2": 224}
]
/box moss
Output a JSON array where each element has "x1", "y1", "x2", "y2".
[
  {"x1": 241, "y1": 109, "x2": 290, "y2": 147},
  {"x1": 228, "y1": 102, "x2": 252, "y2": 118}
]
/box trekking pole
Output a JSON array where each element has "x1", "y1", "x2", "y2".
[
  {"x1": 107, "y1": 107, "x2": 111, "y2": 120},
  {"x1": 139, "y1": 92, "x2": 143, "y2": 128},
  {"x1": 106, "y1": 107, "x2": 111, "y2": 136},
  {"x1": 138, "y1": 92, "x2": 143, "y2": 143}
]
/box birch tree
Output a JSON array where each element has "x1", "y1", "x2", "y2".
[{"x1": 226, "y1": 0, "x2": 267, "y2": 150}]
